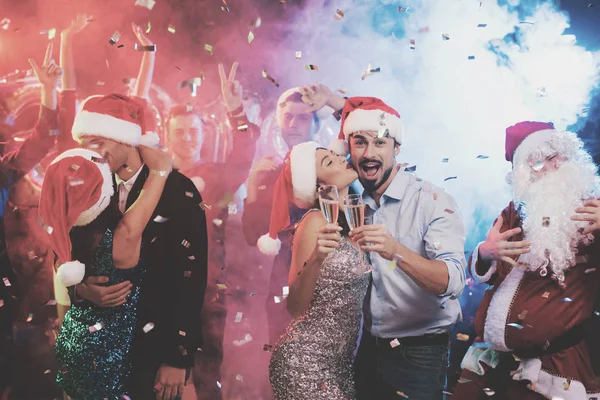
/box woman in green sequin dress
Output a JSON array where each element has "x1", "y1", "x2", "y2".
[{"x1": 40, "y1": 146, "x2": 172, "y2": 400}]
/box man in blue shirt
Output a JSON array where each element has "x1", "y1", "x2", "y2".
[{"x1": 334, "y1": 97, "x2": 467, "y2": 399}]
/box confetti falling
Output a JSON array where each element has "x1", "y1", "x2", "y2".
[
  {"x1": 396, "y1": 392, "x2": 408, "y2": 398},
  {"x1": 233, "y1": 333, "x2": 253, "y2": 347},
  {"x1": 181, "y1": 239, "x2": 191, "y2": 248},
  {"x1": 442, "y1": 158, "x2": 449, "y2": 163},
  {"x1": 184, "y1": 270, "x2": 192, "y2": 278},
  {"x1": 188, "y1": 255, "x2": 195, "y2": 260},
  {"x1": 134, "y1": 0, "x2": 156, "y2": 10},
  {"x1": 476, "y1": 155, "x2": 489, "y2": 159},
  {"x1": 153, "y1": 215, "x2": 169, "y2": 223},
  {"x1": 507, "y1": 322, "x2": 524, "y2": 329},
  {"x1": 167, "y1": 25, "x2": 176, "y2": 34},
  {"x1": 0, "y1": 18, "x2": 10, "y2": 30},
  {"x1": 234, "y1": 312, "x2": 243, "y2": 323},
  {"x1": 109, "y1": 31, "x2": 121, "y2": 45},
  {"x1": 562, "y1": 297, "x2": 573, "y2": 303},
  {"x1": 483, "y1": 388, "x2": 495, "y2": 396},
  {"x1": 444, "y1": 209, "x2": 455, "y2": 215},
  {"x1": 261, "y1": 70, "x2": 280, "y2": 87},
  {"x1": 134, "y1": 44, "x2": 156, "y2": 52},
  {"x1": 456, "y1": 333, "x2": 470, "y2": 341},
  {"x1": 585, "y1": 268, "x2": 597, "y2": 274},
  {"x1": 542, "y1": 217, "x2": 550, "y2": 227},
  {"x1": 143, "y1": 322, "x2": 155, "y2": 333},
  {"x1": 248, "y1": 31, "x2": 255, "y2": 43},
  {"x1": 48, "y1": 28, "x2": 56, "y2": 40},
  {"x1": 442, "y1": 33, "x2": 450, "y2": 41},
  {"x1": 296, "y1": 51, "x2": 302, "y2": 59},
  {"x1": 444, "y1": 176, "x2": 457, "y2": 182},
  {"x1": 26, "y1": 313, "x2": 33, "y2": 322},
  {"x1": 542, "y1": 291, "x2": 550, "y2": 298},
  {"x1": 468, "y1": 55, "x2": 475, "y2": 60},
  {"x1": 334, "y1": 9, "x2": 345, "y2": 20},
  {"x1": 89, "y1": 322, "x2": 104, "y2": 333},
  {"x1": 390, "y1": 338, "x2": 400, "y2": 348},
  {"x1": 213, "y1": 219, "x2": 223, "y2": 227},
  {"x1": 199, "y1": 201, "x2": 212, "y2": 211},
  {"x1": 250, "y1": 17, "x2": 262, "y2": 28},
  {"x1": 477, "y1": 23, "x2": 488, "y2": 27},
  {"x1": 204, "y1": 44, "x2": 213, "y2": 55},
  {"x1": 404, "y1": 165, "x2": 417, "y2": 172},
  {"x1": 263, "y1": 344, "x2": 273, "y2": 352},
  {"x1": 3, "y1": 277, "x2": 11, "y2": 287},
  {"x1": 305, "y1": 64, "x2": 319, "y2": 71},
  {"x1": 361, "y1": 64, "x2": 381, "y2": 80},
  {"x1": 146, "y1": 22, "x2": 152, "y2": 34},
  {"x1": 68, "y1": 177, "x2": 84, "y2": 187}
]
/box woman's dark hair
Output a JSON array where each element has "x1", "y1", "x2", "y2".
[{"x1": 69, "y1": 201, "x2": 121, "y2": 267}]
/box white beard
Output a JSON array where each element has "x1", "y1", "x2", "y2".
[{"x1": 512, "y1": 161, "x2": 597, "y2": 283}]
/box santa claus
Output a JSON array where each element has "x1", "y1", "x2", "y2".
[{"x1": 453, "y1": 121, "x2": 600, "y2": 399}]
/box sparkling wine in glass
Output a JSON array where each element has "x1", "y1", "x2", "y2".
[
  {"x1": 343, "y1": 194, "x2": 373, "y2": 274},
  {"x1": 318, "y1": 185, "x2": 339, "y2": 224}
]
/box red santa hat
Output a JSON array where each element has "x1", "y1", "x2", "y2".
[
  {"x1": 505, "y1": 121, "x2": 556, "y2": 165},
  {"x1": 72, "y1": 94, "x2": 159, "y2": 148},
  {"x1": 329, "y1": 96, "x2": 403, "y2": 156},
  {"x1": 257, "y1": 141, "x2": 319, "y2": 255},
  {"x1": 39, "y1": 148, "x2": 115, "y2": 287}
]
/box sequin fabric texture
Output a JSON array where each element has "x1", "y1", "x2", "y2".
[
  {"x1": 55, "y1": 229, "x2": 145, "y2": 400},
  {"x1": 269, "y1": 238, "x2": 370, "y2": 399}
]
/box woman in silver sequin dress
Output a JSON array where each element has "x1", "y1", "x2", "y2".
[{"x1": 263, "y1": 142, "x2": 370, "y2": 400}]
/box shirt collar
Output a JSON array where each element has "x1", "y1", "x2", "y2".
[
  {"x1": 362, "y1": 170, "x2": 411, "y2": 209},
  {"x1": 115, "y1": 164, "x2": 144, "y2": 191}
]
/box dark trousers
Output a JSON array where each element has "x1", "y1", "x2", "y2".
[
  {"x1": 355, "y1": 328, "x2": 450, "y2": 400},
  {"x1": 192, "y1": 284, "x2": 226, "y2": 400}
]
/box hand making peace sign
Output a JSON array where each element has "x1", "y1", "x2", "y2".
[
  {"x1": 218, "y1": 62, "x2": 243, "y2": 112},
  {"x1": 28, "y1": 43, "x2": 63, "y2": 88}
]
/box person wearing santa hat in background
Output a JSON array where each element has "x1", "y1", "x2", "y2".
[
  {"x1": 265, "y1": 141, "x2": 369, "y2": 399},
  {"x1": 40, "y1": 144, "x2": 171, "y2": 399},
  {"x1": 333, "y1": 97, "x2": 467, "y2": 400},
  {"x1": 163, "y1": 62, "x2": 259, "y2": 400},
  {"x1": 0, "y1": 43, "x2": 64, "y2": 399},
  {"x1": 246, "y1": 83, "x2": 346, "y2": 346},
  {"x1": 66, "y1": 93, "x2": 208, "y2": 400},
  {"x1": 452, "y1": 122, "x2": 600, "y2": 400}
]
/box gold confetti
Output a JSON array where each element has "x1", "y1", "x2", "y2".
[
  {"x1": 258, "y1": 185, "x2": 267, "y2": 190},
  {"x1": 396, "y1": 392, "x2": 408, "y2": 398},
  {"x1": 305, "y1": 64, "x2": 318, "y2": 71},
  {"x1": 518, "y1": 310, "x2": 528, "y2": 320},
  {"x1": 564, "y1": 379, "x2": 571, "y2": 390},
  {"x1": 204, "y1": 44, "x2": 213, "y2": 55},
  {"x1": 456, "y1": 333, "x2": 470, "y2": 341},
  {"x1": 261, "y1": 70, "x2": 280, "y2": 87},
  {"x1": 168, "y1": 25, "x2": 176, "y2": 34},
  {"x1": 178, "y1": 330, "x2": 186, "y2": 336},
  {"x1": 26, "y1": 313, "x2": 33, "y2": 322},
  {"x1": 213, "y1": 219, "x2": 223, "y2": 227},
  {"x1": 181, "y1": 239, "x2": 191, "y2": 248},
  {"x1": 70, "y1": 164, "x2": 80, "y2": 171},
  {"x1": 542, "y1": 291, "x2": 551, "y2": 299},
  {"x1": 248, "y1": 31, "x2": 255, "y2": 43},
  {"x1": 295, "y1": 51, "x2": 302, "y2": 59},
  {"x1": 146, "y1": 22, "x2": 152, "y2": 34},
  {"x1": 48, "y1": 28, "x2": 56, "y2": 40},
  {"x1": 361, "y1": 63, "x2": 381, "y2": 80},
  {"x1": 334, "y1": 9, "x2": 344, "y2": 20},
  {"x1": 217, "y1": 283, "x2": 227, "y2": 290},
  {"x1": 199, "y1": 201, "x2": 212, "y2": 210}
]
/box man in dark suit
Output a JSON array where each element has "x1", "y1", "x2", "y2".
[{"x1": 71, "y1": 93, "x2": 208, "y2": 400}]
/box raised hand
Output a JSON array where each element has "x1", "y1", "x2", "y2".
[
  {"x1": 300, "y1": 83, "x2": 333, "y2": 112},
  {"x1": 218, "y1": 62, "x2": 243, "y2": 112},
  {"x1": 132, "y1": 22, "x2": 154, "y2": 46},
  {"x1": 139, "y1": 145, "x2": 173, "y2": 174},
  {"x1": 62, "y1": 13, "x2": 92, "y2": 36},
  {"x1": 572, "y1": 199, "x2": 600, "y2": 234},
  {"x1": 29, "y1": 43, "x2": 63, "y2": 88},
  {"x1": 478, "y1": 216, "x2": 530, "y2": 267},
  {"x1": 351, "y1": 224, "x2": 399, "y2": 261}
]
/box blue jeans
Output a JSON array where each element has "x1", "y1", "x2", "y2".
[{"x1": 355, "y1": 328, "x2": 449, "y2": 400}]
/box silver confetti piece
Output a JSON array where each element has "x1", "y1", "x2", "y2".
[
  {"x1": 531, "y1": 160, "x2": 545, "y2": 171},
  {"x1": 89, "y1": 322, "x2": 104, "y2": 333},
  {"x1": 234, "y1": 312, "x2": 243, "y2": 323},
  {"x1": 153, "y1": 215, "x2": 169, "y2": 223},
  {"x1": 184, "y1": 271, "x2": 192, "y2": 278},
  {"x1": 188, "y1": 255, "x2": 196, "y2": 260},
  {"x1": 213, "y1": 219, "x2": 223, "y2": 227},
  {"x1": 216, "y1": 381, "x2": 222, "y2": 389},
  {"x1": 3, "y1": 277, "x2": 11, "y2": 287},
  {"x1": 109, "y1": 31, "x2": 121, "y2": 45},
  {"x1": 390, "y1": 339, "x2": 400, "y2": 348},
  {"x1": 179, "y1": 330, "x2": 187, "y2": 336},
  {"x1": 585, "y1": 268, "x2": 596, "y2": 274},
  {"x1": 483, "y1": 388, "x2": 495, "y2": 396},
  {"x1": 68, "y1": 177, "x2": 85, "y2": 187},
  {"x1": 236, "y1": 374, "x2": 244, "y2": 382},
  {"x1": 185, "y1": 191, "x2": 194, "y2": 198},
  {"x1": 143, "y1": 322, "x2": 155, "y2": 333},
  {"x1": 562, "y1": 297, "x2": 573, "y2": 303},
  {"x1": 506, "y1": 323, "x2": 524, "y2": 329}
]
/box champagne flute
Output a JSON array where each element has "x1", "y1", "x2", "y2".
[
  {"x1": 343, "y1": 194, "x2": 373, "y2": 274},
  {"x1": 318, "y1": 185, "x2": 339, "y2": 224}
]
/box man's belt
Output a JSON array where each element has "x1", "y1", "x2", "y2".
[
  {"x1": 514, "y1": 323, "x2": 584, "y2": 359},
  {"x1": 375, "y1": 332, "x2": 450, "y2": 349}
]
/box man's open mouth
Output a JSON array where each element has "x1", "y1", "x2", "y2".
[{"x1": 360, "y1": 161, "x2": 381, "y2": 179}]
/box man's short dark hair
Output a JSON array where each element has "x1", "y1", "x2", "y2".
[
  {"x1": 284, "y1": 92, "x2": 320, "y2": 129},
  {"x1": 165, "y1": 104, "x2": 204, "y2": 129}
]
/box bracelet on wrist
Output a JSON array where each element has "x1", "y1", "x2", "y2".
[{"x1": 149, "y1": 169, "x2": 170, "y2": 177}]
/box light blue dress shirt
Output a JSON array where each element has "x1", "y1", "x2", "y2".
[{"x1": 362, "y1": 170, "x2": 467, "y2": 339}]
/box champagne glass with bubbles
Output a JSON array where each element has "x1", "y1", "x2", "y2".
[
  {"x1": 344, "y1": 194, "x2": 373, "y2": 274},
  {"x1": 318, "y1": 185, "x2": 339, "y2": 224}
]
